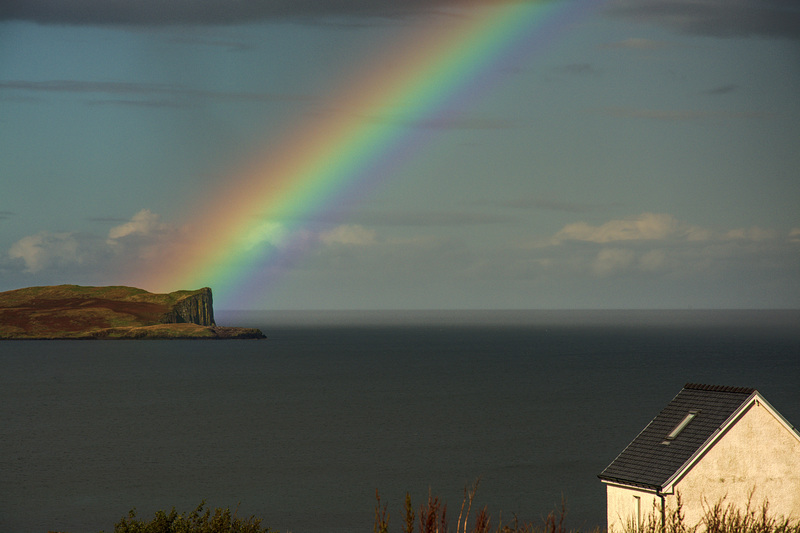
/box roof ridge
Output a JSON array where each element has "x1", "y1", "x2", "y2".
[{"x1": 684, "y1": 383, "x2": 756, "y2": 394}]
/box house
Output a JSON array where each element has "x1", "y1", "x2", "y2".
[{"x1": 598, "y1": 383, "x2": 800, "y2": 531}]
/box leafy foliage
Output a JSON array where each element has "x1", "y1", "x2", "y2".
[{"x1": 109, "y1": 501, "x2": 273, "y2": 533}]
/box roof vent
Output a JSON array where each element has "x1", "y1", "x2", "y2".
[{"x1": 662, "y1": 410, "x2": 698, "y2": 445}]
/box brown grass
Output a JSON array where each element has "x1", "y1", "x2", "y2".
[
  {"x1": 376, "y1": 483, "x2": 591, "y2": 533},
  {"x1": 622, "y1": 492, "x2": 800, "y2": 533}
]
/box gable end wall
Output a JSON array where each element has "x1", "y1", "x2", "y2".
[{"x1": 670, "y1": 401, "x2": 800, "y2": 527}]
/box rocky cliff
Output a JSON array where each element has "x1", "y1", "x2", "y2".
[
  {"x1": 158, "y1": 287, "x2": 216, "y2": 326},
  {"x1": 0, "y1": 285, "x2": 263, "y2": 340}
]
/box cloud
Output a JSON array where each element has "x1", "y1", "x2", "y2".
[
  {"x1": 638, "y1": 248, "x2": 668, "y2": 271},
  {"x1": 239, "y1": 221, "x2": 288, "y2": 251},
  {"x1": 553, "y1": 213, "x2": 696, "y2": 243},
  {"x1": 604, "y1": 0, "x2": 800, "y2": 40},
  {"x1": 591, "y1": 247, "x2": 636, "y2": 276},
  {"x1": 8, "y1": 231, "x2": 103, "y2": 273},
  {"x1": 553, "y1": 213, "x2": 787, "y2": 247},
  {"x1": 104, "y1": 210, "x2": 200, "y2": 269},
  {"x1": 319, "y1": 224, "x2": 376, "y2": 246},
  {"x1": 541, "y1": 212, "x2": 798, "y2": 278},
  {"x1": 4, "y1": 209, "x2": 184, "y2": 278},
  {"x1": 0, "y1": 0, "x2": 539, "y2": 26},
  {"x1": 725, "y1": 226, "x2": 778, "y2": 242},
  {"x1": 107, "y1": 209, "x2": 166, "y2": 241},
  {"x1": 0, "y1": 211, "x2": 15, "y2": 221}
]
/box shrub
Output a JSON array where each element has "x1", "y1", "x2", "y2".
[
  {"x1": 108, "y1": 501, "x2": 273, "y2": 533},
  {"x1": 701, "y1": 498, "x2": 800, "y2": 533}
]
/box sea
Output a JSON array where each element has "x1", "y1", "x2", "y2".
[{"x1": 1, "y1": 310, "x2": 798, "y2": 533}]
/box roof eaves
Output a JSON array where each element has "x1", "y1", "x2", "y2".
[{"x1": 597, "y1": 475, "x2": 662, "y2": 492}]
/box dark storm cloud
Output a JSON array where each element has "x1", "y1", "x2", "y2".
[
  {"x1": 606, "y1": 0, "x2": 800, "y2": 40},
  {"x1": 0, "y1": 0, "x2": 524, "y2": 25}
]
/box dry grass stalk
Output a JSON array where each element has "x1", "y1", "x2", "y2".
[
  {"x1": 375, "y1": 489, "x2": 390, "y2": 533},
  {"x1": 457, "y1": 479, "x2": 481, "y2": 533}
]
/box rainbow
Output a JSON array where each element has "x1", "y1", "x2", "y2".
[{"x1": 135, "y1": 0, "x2": 596, "y2": 308}]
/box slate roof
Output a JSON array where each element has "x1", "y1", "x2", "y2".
[{"x1": 598, "y1": 383, "x2": 757, "y2": 491}]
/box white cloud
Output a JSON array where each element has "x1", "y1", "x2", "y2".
[
  {"x1": 5, "y1": 209, "x2": 180, "y2": 277},
  {"x1": 542, "y1": 213, "x2": 800, "y2": 280},
  {"x1": 552, "y1": 213, "x2": 781, "y2": 247},
  {"x1": 638, "y1": 249, "x2": 668, "y2": 272},
  {"x1": 239, "y1": 221, "x2": 287, "y2": 251},
  {"x1": 592, "y1": 247, "x2": 636, "y2": 277},
  {"x1": 319, "y1": 224, "x2": 376, "y2": 246},
  {"x1": 107, "y1": 209, "x2": 165, "y2": 242},
  {"x1": 9, "y1": 231, "x2": 95, "y2": 272},
  {"x1": 103, "y1": 209, "x2": 189, "y2": 267},
  {"x1": 553, "y1": 213, "x2": 690, "y2": 244}
]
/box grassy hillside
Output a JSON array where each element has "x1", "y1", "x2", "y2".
[{"x1": 0, "y1": 285, "x2": 263, "y2": 339}]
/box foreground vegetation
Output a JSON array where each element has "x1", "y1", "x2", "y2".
[
  {"x1": 370, "y1": 483, "x2": 800, "y2": 533},
  {"x1": 624, "y1": 494, "x2": 800, "y2": 533},
  {"x1": 105, "y1": 501, "x2": 274, "y2": 533},
  {"x1": 89, "y1": 488, "x2": 800, "y2": 533},
  {"x1": 372, "y1": 482, "x2": 583, "y2": 533}
]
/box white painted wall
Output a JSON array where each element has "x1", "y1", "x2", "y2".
[{"x1": 606, "y1": 483, "x2": 660, "y2": 533}]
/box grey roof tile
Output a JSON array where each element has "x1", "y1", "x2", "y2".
[{"x1": 598, "y1": 383, "x2": 755, "y2": 490}]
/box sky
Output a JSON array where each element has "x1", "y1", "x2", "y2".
[{"x1": 1, "y1": 0, "x2": 799, "y2": 310}]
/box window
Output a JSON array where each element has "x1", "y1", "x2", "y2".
[
  {"x1": 633, "y1": 495, "x2": 641, "y2": 531},
  {"x1": 662, "y1": 410, "x2": 698, "y2": 444}
]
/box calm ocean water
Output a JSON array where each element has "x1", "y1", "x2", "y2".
[{"x1": 1, "y1": 310, "x2": 798, "y2": 533}]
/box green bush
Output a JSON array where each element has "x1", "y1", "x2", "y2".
[{"x1": 108, "y1": 501, "x2": 273, "y2": 533}]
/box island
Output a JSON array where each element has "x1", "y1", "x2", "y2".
[{"x1": 0, "y1": 285, "x2": 265, "y2": 339}]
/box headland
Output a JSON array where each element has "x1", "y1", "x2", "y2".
[{"x1": 0, "y1": 285, "x2": 265, "y2": 339}]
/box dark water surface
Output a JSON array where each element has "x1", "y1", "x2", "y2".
[{"x1": 1, "y1": 310, "x2": 798, "y2": 533}]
